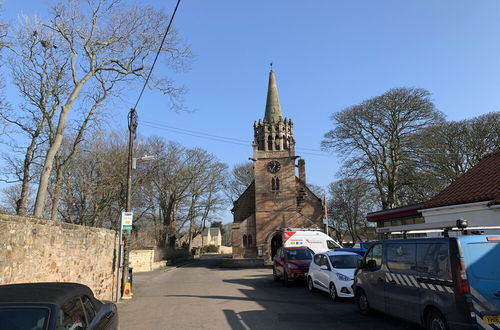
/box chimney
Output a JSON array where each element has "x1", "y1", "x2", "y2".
[{"x1": 298, "y1": 159, "x2": 306, "y2": 183}]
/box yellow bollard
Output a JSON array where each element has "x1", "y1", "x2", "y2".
[{"x1": 122, "y1": 282, "x2": 133, "y2": 299}]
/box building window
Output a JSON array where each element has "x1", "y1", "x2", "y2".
[
  {"x1": 247, "y1": 235, "x2": 253, "y2": 247},
  {"x1": 267, "y1": 136, "x2": 273, "y2": 150},
  {"x1": 242, "y1": 235, "x2": 247, "y2": 248},
  {"x1": 271, "y1": 177, "x2": 280, "y2": 192}
]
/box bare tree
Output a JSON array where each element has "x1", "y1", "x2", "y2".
[
  {"x1": 181, "y1": 149, "x2": 227, "y2": 250},
  {"x1": 54, "y1": 130, "x2": 129, "y2": 228},
  {"x1": 415, "y1": 112, "x2": 500, "y2": 182},
  {"x1": 1, "y1": 18, "x2": 69, "y2": 215},
  {"x1": 5, "y1": 0, "x2": 191, "y2": 218},
  {"x1": 322, "y1": 88, "x2": 443, "y2": 209},
  {"x1": 328, "y1": 178, "x2": 374, "y2": 245},
  {"x1": 223, "y1": 162, "x2": 253, "y2": 202}
]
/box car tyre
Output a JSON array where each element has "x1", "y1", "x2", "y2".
[
  {"x1": 329, "y1": 283, "x2": 338, "y2": 301},
  {"x1": 283, "y1": 271, "x2": 290, "y2": 287},
  {"x1": 426, "y1": 309, "x2": 448, "y2": 330},
  {"x1": 307, "y1": 276, "x2": 316, "y2": 292},
  {"x1": 356, "y1": 289, "x2": 371, "y2": 315},
  {"x1": 273, "y1": 267, "x2": 279, "y2": 282}
]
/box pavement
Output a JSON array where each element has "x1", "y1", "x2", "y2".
[{"x1": 118, "y1": 255, "x2": 420, "y2": 330}]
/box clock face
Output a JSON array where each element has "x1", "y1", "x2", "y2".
[{"x1": 267, "y1": 160, "x2": 281, "y2": 173}]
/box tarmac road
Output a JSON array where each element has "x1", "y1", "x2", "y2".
[{"x1": 118, "y1": 255, "x2": 420, "y2": 330}]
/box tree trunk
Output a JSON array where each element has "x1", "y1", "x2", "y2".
[
  {"x1": 33, "y1": 74, "x2": 92, "y2": 218},
  {"x1": 50, "y1": 167, "x2": 64, "y2": 221}
]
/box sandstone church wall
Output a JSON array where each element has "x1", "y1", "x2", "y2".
[{"x1": 0, "y1": 213, "x2": 119, "y2": 301}]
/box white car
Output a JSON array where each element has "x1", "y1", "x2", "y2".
[{"x1": 307, "y1": 251, "x2": 362, "y2": 300}]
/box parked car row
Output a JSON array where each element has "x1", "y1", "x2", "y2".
[
  {"x1": 273, "y1": 221, "x2": 500, "y2": 330},
  {"x1": 273, "y1": 246, "x2": 362, "y2": 300}
]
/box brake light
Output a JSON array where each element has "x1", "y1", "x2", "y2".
[
  {"x1": 487, "y1": 237, "x2": 500, "y2": 241},
  {"x1": 458, "y1": 259, "x2": 470, "y2": 294}
]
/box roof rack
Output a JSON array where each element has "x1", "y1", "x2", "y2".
[
  {"x1": 282, "y1": 228, "x2": 322, "y2": 231},
  {"x1": 377, "y1": 219, "x2": 500, "y2": 238}
]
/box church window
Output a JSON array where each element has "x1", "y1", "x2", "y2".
[
  {"x1": 267, "y1": 135, "x2": 273, "y2": 150},
  {"x1": 275, "y1": 135, "x2": 280, "y2": 150},
  {"x1": 247, "y1": 235, "x2": 253, "y2": 247},
  {"x1": 242, "y1": 235, "x2": 247, "y2": 247},
  {"x1": 271, "y1": 177, "x2": 280, "y2": 192}
]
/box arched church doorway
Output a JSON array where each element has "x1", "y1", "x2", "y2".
[{"x1": 271, "y1": 233, "x2": 282, "y2": 259}]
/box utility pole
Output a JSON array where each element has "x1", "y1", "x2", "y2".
[
  {"x1": 323, "y1": 196, "x2": 328, "y2": 236},
  {"x1": 121, "y1": 108, "x2": 137, "y2": 298}
]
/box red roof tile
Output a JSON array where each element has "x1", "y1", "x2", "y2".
[{"x1": 423, "y1": 150, "x2": 500, "y2": 209}]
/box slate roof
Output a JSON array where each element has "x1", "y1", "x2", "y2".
[{"x1": 423, "y1": 150, "x2": 500, "y2": 209}]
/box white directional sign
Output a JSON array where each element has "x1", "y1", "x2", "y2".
[{"x1": 121, "y1": 212, "x2": 133, "y2": 231}]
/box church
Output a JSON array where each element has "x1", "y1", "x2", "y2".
[{"x1": 231, "y1": 70, "x2": 324, "y2": 263}]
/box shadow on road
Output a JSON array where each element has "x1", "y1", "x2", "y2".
[{"x1": 168, "y1": 255, "x2": 420, "y2": 330}]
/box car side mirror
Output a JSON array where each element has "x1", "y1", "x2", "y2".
[
  {"x1": 357, "y1": 259, "x2": 366, "y2": 269},
  {"x1": 320, "y1": 265, "x2": 329, "y2": 271},
  {"x1": 367, "y1": 259, "x2": 377, "y2": 269}
]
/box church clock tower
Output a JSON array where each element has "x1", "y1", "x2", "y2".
[
  {"x1": 231, "y1": 70, "x2": 323, "y2": 263},
  {"x1": 252, "y1": 70, "x2": 300, "y2": 260}
]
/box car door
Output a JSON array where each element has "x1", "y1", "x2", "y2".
[
  {"x1": 361, "y1": 243, "x2": 386, "y2": 312},
  {"x1": 309, "y1": 254, "x2": 321, "y2": 283},
  {"x1": 316, "y1": 254, "x2": 331, "y2": 292},
  {"x1": 385, "y1": 242, "x2": 420, "y2": 323}
]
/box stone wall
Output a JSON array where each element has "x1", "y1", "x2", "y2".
[
  {"x1": 0, "y1": 213, "x2": 119, "y2": 301},
  {"x1": 129, "y1": 249, "x2": 154, "y2": 272}
]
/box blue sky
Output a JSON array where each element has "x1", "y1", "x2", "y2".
[{"x1": 2, "y1": 0, "x2": 500, "y2": 221}]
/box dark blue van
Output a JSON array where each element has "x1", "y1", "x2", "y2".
[{"x1": 353, "y1": 233, "x2": 500, "y2": 329}]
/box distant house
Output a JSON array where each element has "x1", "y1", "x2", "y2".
[
  {"x1": 420, "y1": 150, "x2": 500, "y2": 233},
  {"x1": 189, "y1": 227, "x2": 222, "y2": 251}
]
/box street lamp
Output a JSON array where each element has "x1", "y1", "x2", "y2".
[{"x1": 132, "y1": 155, "x2": 155, "y2": 169}]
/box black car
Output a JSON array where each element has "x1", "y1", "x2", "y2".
[{"x1": 0, "y1": 282, "x2": 118, "y2": 330}]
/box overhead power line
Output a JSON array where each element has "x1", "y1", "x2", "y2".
[
  {"x1": 133, "y1": 0, "x2": 182, "y2": 111},
  {"x1": 139, "y1": 120, "x2": 334, "y2": 158}
]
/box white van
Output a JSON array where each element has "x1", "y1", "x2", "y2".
[{"x1": 282, "y1": 228, "x2": 341, "y2": 253}]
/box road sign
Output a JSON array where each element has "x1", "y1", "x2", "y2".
[{"x1": 121, "y1": 212, "x2": 133, "y2": 231}]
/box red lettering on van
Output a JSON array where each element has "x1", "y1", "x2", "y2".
[{"x1": 284, "y1": 231, "x2": 296, "y2": 242}]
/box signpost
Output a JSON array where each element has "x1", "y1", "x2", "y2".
[{"x1": 121, "y1": 212, "x2": 133, "y2": 231}]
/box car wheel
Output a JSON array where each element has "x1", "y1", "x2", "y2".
[
  {"x1": 283, "y1": 271, "x2": 290, "y2": 287},
  {"x1": 329, "y1": 283, "x2": 338, "y2": 301},
  {"x1": 356, "y1": 289, "x2": 371, "y2": 315},
  {"x1": 273, "y1": 267, "x2": 279, "y2": 281},
  {"x1": 426, "y1": 309, "x2": 448, "y2": 330},
  {"x1": 307, "y1": 276, "x2": 316, "y2": 292}
]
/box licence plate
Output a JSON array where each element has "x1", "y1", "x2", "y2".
[{"x1": 483, "y1": 315, "x2": 500, "y2": 324}]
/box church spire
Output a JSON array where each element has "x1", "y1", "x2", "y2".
[{"x1": 264, "y1": 70, "x2": 282, "y2": 123}]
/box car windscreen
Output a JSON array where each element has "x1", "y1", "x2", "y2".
[
  {"x1": 286, "y1": 249, "x2": 313, "y2": 260},
  {"x1": 329, "y1": 254, "x2": 362, "y2": 269},
  {"x1": 0, "y1": 307, "x2": 49, "y2": 330}
]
